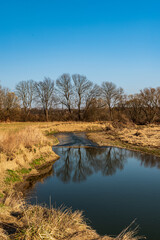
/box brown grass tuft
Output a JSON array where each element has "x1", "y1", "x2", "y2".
[
  {"x1": 0, "y1": 195, "x2": 143, "y2": 240},
  {"x1": 12, "y1": 205, "x2": 99, "y2": 240},
  {"x1": 115, "y1": 221, "x2": 145, "y2": 240},
  {"x1": 0, "y1": 127, "x2": 48, "y2": 154}
]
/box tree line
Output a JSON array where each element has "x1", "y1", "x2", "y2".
[{"x1": 0, "y1": 73, "x2": 160, "y2": 124}]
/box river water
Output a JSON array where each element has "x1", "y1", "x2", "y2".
[{"x1": 28, "y1": 132, "x2": 160, "y2": 240}]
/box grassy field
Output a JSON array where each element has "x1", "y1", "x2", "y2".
[
  {"x1": 0, "y1": 121, "x2": 107, "y2": 132},
  {"x1": 0, "y1": 121, "x2": 147, "y2": 240}
]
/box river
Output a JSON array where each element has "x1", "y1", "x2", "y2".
[{"x1": 27, "y1": 132, "x2": 160, "y2": 240}]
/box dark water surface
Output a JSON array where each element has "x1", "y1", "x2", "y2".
[{"x1": 28, "y1": 132, "x2": 160, "y2": 240}]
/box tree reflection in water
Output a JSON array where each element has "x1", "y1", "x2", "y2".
[
  {"x1": 55, "y1": 148, "x2": 73, "y2": 183},
  {"x1": 127, "y1": 150, "x2": 160, "y2": 169},
  {"x1": 53, "y1": 147, "x2": 128, "y2": 183},
  {"x1": 86, "y1": 147, "x2": 127, "y2": 176}
]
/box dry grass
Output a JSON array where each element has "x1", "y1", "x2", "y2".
[
  {"x1": 118, "y1": 125, "x2": 160, "y2": 148},
  {"x1": 0, "y1": 121, "x2": 107, "y2": 133},
  {"x1": 0, "y1": 125, "x2": 59, "y2": 199},
  {"x1": 39, "y1": 121, "x2": 107, "y2": 134},
  {"x1": 115, "y1": 222, "x2": 143, "y2": 240},
  {"x1": 14, "y1": 205, "x2": 99, "y2": 240},
  {"x1": 0, "y1": 127, "x2": 48, "y2": 154},
  {"x1": 88, "y1": 123, "x2": 160, "y2": 157},
  {"x1": 0, "y1": 196, "x2": 143, "y2": 240},
  {"x1": 0, "y1": 228, "x2": 9, "y2": 240}
]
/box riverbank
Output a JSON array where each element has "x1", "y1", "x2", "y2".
[
  {"x1": 0, "y1": 121, "x2": 145, "y2": 239},
  {"x1": 87, "y1": 122, "x2": 160, "y2": 157}
]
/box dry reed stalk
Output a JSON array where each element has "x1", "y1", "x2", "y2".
[{"x1": 115, "y1": 221, "x2": 145, "y2": 240}]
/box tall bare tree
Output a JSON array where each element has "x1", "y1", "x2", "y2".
[
  {"x1": 34, "y1": 77, "x2": 55, "y2": 121},
  {"x1": 16, "y1": 80, "x2": 35, "y2": 119},
  {"x1": 56, "y1": 74, "x2": 73, "y2": 114},
  {"x1": 72, "y1": 74, "x2": 93, "y2": 120},
  {"x1": 101, "y1": 81, "x2": 124, "y2": 120}
]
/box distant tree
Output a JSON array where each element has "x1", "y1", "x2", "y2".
[
  {"x1": 34, "y1": 77, "x2": 55, "y2": 121},
  {"x1": 56, "y1": 74, "x2": 73, "y2": 114},
  {"x1": 140, "y1": 87, "x2": 159, "y2": 123},
  {"x1": 101, "y1": 81, "x2": 124, "y2": 120},
  {"x1": 125, "y1": 94, "x2": 144, "y2": 124},
  {"x1": 84, "y1": 84, "x2": 101, "y2": 110},
  {"x1": 2, "y1": 89, "x2": 20, "y2": 120},
  {"x1": 72, "y1": 74, "x2": 93, "y2": 120},
  {"x1": 83, "y1": 84, "x2": 102, "y2": 120},
  {"x1": 15, "y1": 80, "x2": 35, "y2": 119},
  {"x1": 3, "y1": 89, "x2": 19, "y2": 110},
  {"x1": 125, "y1": 87, "x2": 160, "y2": 124}
]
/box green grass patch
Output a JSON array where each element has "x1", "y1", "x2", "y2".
[
  {"x1": 0, "y1": 193, "x2": 4, "y2": 198},
  {"x1": 5, "y1": 169, "x2": 21, "y2": 184},
  {"x1": 0, "y1": 203, "x2": 4, "y2": 208},
  {"x1": 45, "y1": 130, "x2": 57, "y2": 136},
  {"x1": 30, "y1": 156, "x2": 45, "y2": 168},
  {"x1": 16, "y1": 168, "x2": 32, "y2": 175}
]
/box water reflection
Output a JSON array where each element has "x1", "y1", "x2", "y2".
[
  {"x1": 53, "y1": 145, "x2": 160, "y2": 184},
  {"x1": 128, "y1": 151, "x2": 160, "y2": 168},
  {"x1": 53, "y1": 147, "x2": 128, "y2": 183}
]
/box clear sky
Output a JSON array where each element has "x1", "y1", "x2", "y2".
[{"x1": 0, "y1": 0, "x2": 160, "y2": 93}]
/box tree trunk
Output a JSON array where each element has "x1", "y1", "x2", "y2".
[
  {"x1": 109, "y1": 106, "x2": 112, "y2": 120},
  {"x1": 45, "y1": 108, "x2": 49, "y2": 121},
  {"x1": 78, "y1": 104, "x2": 81, "y2": 120}
]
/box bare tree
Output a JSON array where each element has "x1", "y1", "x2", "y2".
[
  {"x1": 85, "y1": 84, "x2": 101, "y2": 109},
  {"x1": 83, "y1": 84, "x2": 102, "y2": 120},
  {"x1": 34, "y1": 77, "x2": 55, "y2": 121},
  {"x1": 3, "y1": 89, "x2": 19, "y2": 110},
  {"x1": 101, "y1": 81, "x2": 124, "y2": 120},
  {"x1": 56, "y1": 74, "x2": 73, "y2": 114},
  {"x1": 72, "y1": 74, "x2": 93, "y2": 120},
  {"x1": 16, "y1": 80, "x2": 35, "y2": 119},
  {"x1": 2, "y1": 88, "x2": 20, "y2": 120},
  {"x1": 140, "y1": 87, "x2": 159, "y2": 123},
  {"x1": 125, "y1": 94, "x2": 144, "y2": 124}
]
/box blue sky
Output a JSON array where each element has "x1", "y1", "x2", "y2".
[{"x1": 0, "y1": 0, "x2": 160, "y2": 93}]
